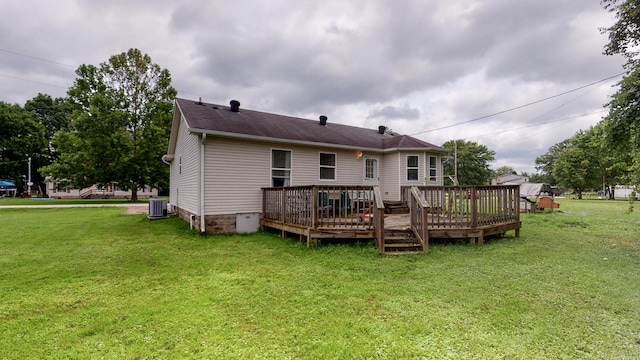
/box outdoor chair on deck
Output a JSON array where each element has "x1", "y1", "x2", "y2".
[
  {"x1": 318, "y1": 191, "x2": 331, "y2": 217},
  {"x1": 339, "y1": 191, "x2": 352, "y2": 216}
]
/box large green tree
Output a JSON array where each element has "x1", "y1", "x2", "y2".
[
  {"x1": 0, "y1": 102, "x2": 47, "y2": 194},
  {"x1": 602, "y1": 0, "x2": 640, "y2": 63},
  {"x1": 442, "y1": 139, "x2": 495, "y2": 185},
  {"x1": 602, "y1": 67, "x2": 640, "y2": 185},
  {"x1": 534, "y1": 139, "x2": 570, "y2": 186},
  {"x1": 41, "y1": 49, "x2": 177, "y2": 201},
  {"x1": 602, "y1": 0, "x2": 640, "y2": 188},
  {"x1": 552, "y1": 130, "x2": 602, "y2": 199}
]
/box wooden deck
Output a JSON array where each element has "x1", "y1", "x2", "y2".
[{"x1": 261, "y1": 185, "x2": 521, "y2": 254}]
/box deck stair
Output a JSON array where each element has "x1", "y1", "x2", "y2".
[
  {"x1": 80, "y1": 188, "x2": 93, "y2": 199},
  {"x1": 383, "y1": 229, "x2": 424, "y2": 254}
]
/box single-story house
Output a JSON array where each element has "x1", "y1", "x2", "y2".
[
  {"x1": 491, "y1": 174, "x2": 529, "y2": 185},
  {"x1": 164, "y1": 98, "x2": 449, "y2": 234},
  {"x1": 44, "y1": 179, "x2": 157, "y2": 199}
]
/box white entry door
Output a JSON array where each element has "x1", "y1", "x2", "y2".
[{"x1": 363, "y1": 157, "x2": 379, "y2": 186}]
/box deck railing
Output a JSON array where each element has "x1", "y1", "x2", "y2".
[
  {"x1": 409, "y1": 186, "x2": 429, "y2": 253},
  {"x1": 262, "y1": 185, "x2": 376, "y2": 230},
  {"x1": 372, "y1": 186, "x2": 385, "y2": 251},
  {"x1": 401, "y1": 185, "x2": 520, "y2": 228}
]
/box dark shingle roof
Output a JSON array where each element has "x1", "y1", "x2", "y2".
[{"x1": 176, "y1": 98, "x2": 446, "y2": 152}]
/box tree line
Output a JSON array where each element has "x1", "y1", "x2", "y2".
[
  {"x1": 0, "y1": 49, "x2": 176, "y2": 201},
  {"x1": 534, "y1": 0, "x2": 640, "y2": 201},
  {"x1": 1, "y1": 1, "x2": 639, "y2": 200}
]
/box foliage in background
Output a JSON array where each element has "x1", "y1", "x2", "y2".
[
  {"x1": 24, "y1": 93, "x2": 72, "y2": 162},
  {"x1": 552, "y1": 130, "x2": 602, "y2": 199},
  {"x1": 0, "y1": 102, "x2": 47, "y2": 193},
  {"x1": 534, "y1": 139, "x2": 570, "y2": 186},
  {"x1": 600, "y1": 0, "x2": 640, "y2": 210},
  {"x1": 602, "y1": 67, "x2": 640, "y2": 185},
  {"x1": 492, "y1": 165, "x2": 516, "y2": 177},
  {"x1": 602, "y1": 0, "x2": 640, "y2": 64},
  {"x1": 442, "y1": 139, "x2": 495, "y2": 185},
  {"x1": 40, "y1": 48, "x2": 176, "y2": 202}
]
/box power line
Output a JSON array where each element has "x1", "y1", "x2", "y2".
[
  {"x1": 410, "y1": 72, "x2": 625, "y2": 136},
  {"x1": 465, "y1": 109, "x2": 607, "y2": 140},
  {"x1": 0, "y1": 48, "x2": 76, "y2": 68},
  {"x1": 0, "y1": 73, "x2": 69, "y2": 89}
]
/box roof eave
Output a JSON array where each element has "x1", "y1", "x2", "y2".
[
  {"x1": 188, "y1": 127, "x2": 385, "y2": 153},
  {"x1": 382, "y1": 147, "x2": 449, "y2": 154}
]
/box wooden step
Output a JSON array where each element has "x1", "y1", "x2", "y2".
[{"x1": 382, "y1": 229, "x2": 424, "y2": 253}]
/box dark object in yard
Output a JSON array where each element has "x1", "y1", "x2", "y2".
[{"x1": 538, "y1": 196, "x2": 559, "y2": 209}]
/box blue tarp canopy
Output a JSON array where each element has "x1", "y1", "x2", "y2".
[{"x1": 0, "y1": 179, "x2": 17, "y2": 189}]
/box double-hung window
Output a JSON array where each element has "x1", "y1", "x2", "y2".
[
  {"x1": 319, "y1": 152, "x2": 336, "y2": 180},
  {"x1": 428, "y1": 156, "x2": 438, "y2": 184},
  {"x1": 272, "y1": 149, "x2": 291, "y2": 187},
  {"x1": 407, "y1": 155, "x2": 419, "y2": 181},
  {"x1": 365, "y1": 158, "x2": 377, "y2": 181}
]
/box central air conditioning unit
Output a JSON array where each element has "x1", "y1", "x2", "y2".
[{"x1": 148, "y1": 198, "x2": 168, "y2": 219}]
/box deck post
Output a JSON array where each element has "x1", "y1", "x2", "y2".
[
  {"x1": 312, "y1": 186, "x2": 318, "y2": 229},
  {"x1": 280, "y1": 188, "x2": 286, "y2": 222},
  {"x1": 373, "y1": 186, "x2": 385, "y2": 252},
  {"x1": 471, "y1": 186, "x2": 478, "y2": 230}
]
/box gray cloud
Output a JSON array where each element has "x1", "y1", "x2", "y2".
[
  {"x1": 0, "y1": 0, "x2": 627, "y2": 173},
  {"x1": 367, "y1": 104, "x2": 421, "y2": 120}
]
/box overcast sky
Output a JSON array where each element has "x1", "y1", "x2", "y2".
[{"x1": 1, "y1": 0, "x2": 626, "y2": 174}]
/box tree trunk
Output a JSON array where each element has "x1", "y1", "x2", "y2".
[
  {"x1": 575, "y1": 189, "x2": 583, "y2": 200},
  {"x1": 130, "y1": 189, "x2": 138, "y2": 202}
]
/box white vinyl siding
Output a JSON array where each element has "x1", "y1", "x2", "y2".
[
  {"x1": 202, "y1": 140, "x2": 376, "y2": 215},
  {"x1": 293, "y1": 148, "x2": 362, "y2": 185},
  {"x1": 380, "y1": 152, "x2": 399, "y2": 201},
  {"x1": 170, "y1": 116, "x2": 200, "y2": 214},
  {"x1": 203, "y1": 138, "x2": 271, "y2": 215}
]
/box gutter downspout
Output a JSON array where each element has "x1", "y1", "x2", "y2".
[
  {"x1": 161, "y1": 154, "x2": 172, "y2": 212},
  {"x1": 200, "y1": 133, "x2": 206, "y2": 234}
]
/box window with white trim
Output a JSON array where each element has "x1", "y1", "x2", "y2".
[
  {"x1": 365, "y1": 158, "x2": 378, "y2": 180},
  {"x1": 319, "y1": 152, "x2": 336, "y2": 180},
  {"x1": 428, "y1": 156, "x2": 438, "y2": 184},
  {"x1": 407, "y1": 155, "x2": 419, "y2": 181},
  {"x1": 272, "y1": 149, "x2": 291, "y2": 187}
]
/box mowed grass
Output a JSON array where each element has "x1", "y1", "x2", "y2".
[
  {"x1": 0, "y1": 200, "x2": 639, "y2": 359},
  {"x1": 0, "y1": 197, "x2": 151, "y2": 206}
]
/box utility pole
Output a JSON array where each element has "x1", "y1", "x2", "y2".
[{"x1": 27, "y1": 157, "x2": 32, "y2": 196}]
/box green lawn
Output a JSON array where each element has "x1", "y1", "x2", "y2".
[
  {"x1": 0, "y1": 200, "x2": 638, "y2": 359},
  {"x1": 0, "y1": 197, "x2": 153, "y2": 206}
]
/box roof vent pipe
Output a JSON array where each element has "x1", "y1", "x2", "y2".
[
  {"x1": 319, "y1": 115, "x2": 328, "y2": 126},
  {"x1": 230, "y1": 100, "x2": 240, "y2": 112},
  {"x1": 378, "y1": 126, "x2": 387, "y2": 134}
]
